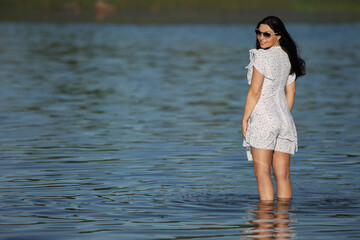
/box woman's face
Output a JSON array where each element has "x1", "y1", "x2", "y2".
[{"x1": 257, "y1": 24, "x2": 281, "y2": 49}]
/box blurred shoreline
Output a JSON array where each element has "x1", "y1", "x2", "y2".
[{"x1": 0, "y1": 8, "x2": 359, "y2": 24}]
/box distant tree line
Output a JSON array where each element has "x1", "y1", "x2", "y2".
[{"x1": 0, "y1": 0, "x2": 359, "y2": 11}]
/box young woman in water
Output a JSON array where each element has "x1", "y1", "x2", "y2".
[{"x1": 242, "y1": 16, "x2": 306, "y2": 201}]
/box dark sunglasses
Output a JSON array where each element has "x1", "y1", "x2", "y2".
[{"x1": 255, "y1": 29, "x2": 278, "y2": 38}]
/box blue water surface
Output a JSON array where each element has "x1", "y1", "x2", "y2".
[{"x1": 0, "y1": 22, "x2": 359, "y2": 239}]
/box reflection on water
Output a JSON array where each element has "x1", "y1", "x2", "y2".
[
  {"x1": 0, "y1": 22, "x2": 359, "y2": 239},
  {"x1": 244, "y1": 200, "x2": 295, "y2": 239}
]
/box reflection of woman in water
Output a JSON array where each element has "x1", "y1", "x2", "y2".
[
  {"x1": 244, "y1": 200, "x2": 295, "y2": 239},
  {"x1": 242, "y1": 16, "x2": 306, "y2": 201}
]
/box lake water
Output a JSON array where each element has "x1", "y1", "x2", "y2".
[{"x1": 0, "y1": 22, "x2": 359, "y2": 239}]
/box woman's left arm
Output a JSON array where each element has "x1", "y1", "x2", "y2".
[
  {"x1": 242, "y1": 67, "x2": 265, "y2": 137},
  {"x1": 285, "y1": 81, "x2": 296, "y2": 112}
]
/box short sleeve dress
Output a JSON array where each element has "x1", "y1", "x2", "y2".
[{"x1": 243, "y1": 46, "x2": 298, "y2": 161}]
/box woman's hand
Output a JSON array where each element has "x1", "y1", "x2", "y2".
[{"x1": 242, "y1": 119, "x2": 248, "y2": 138}]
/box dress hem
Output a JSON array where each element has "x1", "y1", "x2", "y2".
[{"x1": 243, "y1": 141, "x2": 297, "y2": 161}]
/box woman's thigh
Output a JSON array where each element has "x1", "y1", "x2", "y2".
[
  {"x1": 251, "y1": 147, "x2": 273, "y2": 176},
  {"x1": 272, "y1": 151, "x2": 291, "y2": 179}
]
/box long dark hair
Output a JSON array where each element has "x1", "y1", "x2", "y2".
[{"x1": 256, "y1": 16, "x2": 306, "y2": 78}]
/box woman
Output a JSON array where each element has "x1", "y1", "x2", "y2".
[{"x1": 242, "y1": 16, "x2": 306, "y2": 201}]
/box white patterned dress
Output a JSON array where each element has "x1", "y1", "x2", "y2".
[{"x1": 243, "y1": 46, "x2": 298, "y2": 161}]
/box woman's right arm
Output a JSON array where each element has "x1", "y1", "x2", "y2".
[
  {"x1": 285, "y1": 81, "x2": 296, "y2": 112},
  {"x1": 242, "y1": 67, "x2": 264, "y2": 137}
]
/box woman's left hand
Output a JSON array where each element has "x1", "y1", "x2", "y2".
[{"x1": 242, "y1": 119, "x2": 248, "y2": 138}]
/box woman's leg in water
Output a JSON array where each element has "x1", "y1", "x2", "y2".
[
  {"x1": 252, "y1": 148, "x2": 274, "y2": 201},
  {"x1": 273, "y1": 151, "x2": 292, "y2": 199}
]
